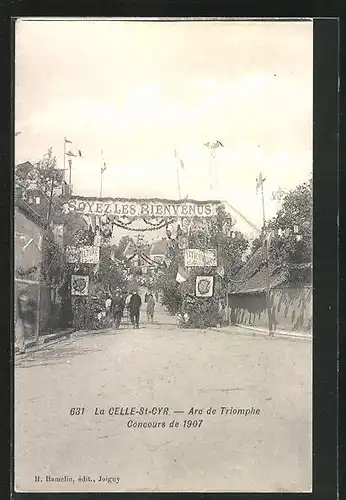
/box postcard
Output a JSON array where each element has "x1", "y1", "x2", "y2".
[{"x1": 14, "y1": 17, "x2": 313, "y2": 492}]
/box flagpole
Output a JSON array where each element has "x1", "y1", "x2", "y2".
[
  {"x1": 259, "y1": 175, "x2": 273, "y2": 336},
  {"x1": 68, "y1": 159, "x2": 72, "y2": 194},
  {"x1": 208, "y1": 151, "x2": 213, "y2": 191},
  {"x1": 100, "y1": 150, "x2": 105, "y2": 198},
  {"x1": 261, "y1": 178, "x2": 266, "y2": 229},
  {"x1": 63, "y1": 137, "x2": 66, "y2": 184},
  {"x1": 100, "y1": 169, "x2": 103, "y2": 198},
  {"x1": 174, "y1": 149, "x2": 181, "y2": 199}
]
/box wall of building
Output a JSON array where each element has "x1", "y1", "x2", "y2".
[
  {"x1": 229, "y1": 286, "x2": 312, "y2": 334},
  {"x1": 15, "y1": 207, "x2": 63, "y2": 338}
]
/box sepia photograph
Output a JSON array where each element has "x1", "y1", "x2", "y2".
[{"x1": 14, "y1": 18, "x2": 313, "y2": 492}]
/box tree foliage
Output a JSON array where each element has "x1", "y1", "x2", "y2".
[
  {"x1": 94, "y1": 246, "x2": 127, "y2": 294},
  {"x1": 155, "y1": 205, "x2": 249, "y2": 323},
  {"x1": 16, "y1": 147, "x2": 63, "y2": 198},
  {"x1": 268, "y1": 178, "x2": 312, "y2": 267}
]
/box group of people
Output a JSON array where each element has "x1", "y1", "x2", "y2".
[{"x1": 105, "y1": 289, "x2": 157, "y2": 330}]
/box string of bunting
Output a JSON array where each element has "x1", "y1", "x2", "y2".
[
  {"x1": 16, "y1": 264, "x2": 39, "y2": 276},
  {"x1": 116, "y1": 217, "x2": 134, "y2": 226},
  {"x1": 142, "y1": 218, "x2": 174, "y2": 227},
  {"x1": 140, "y1": 253, "x2": 165, "y2": 267},
  {"x1": 112, "y1": 219, "x2": 171, "y2": 232}
]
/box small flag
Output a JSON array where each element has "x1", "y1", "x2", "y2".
[
  {"x1": 204, "y1": 140, "x2": 224, "y2": 148},
  {"x1": 66, "y1": 150, "x2": 77, "y2": 157},
  {"x1": 174, "y1": 149, "x2": 184, "y2": 169},
  {"x1": 163, "y1": 255, "x2": 172, "y2": 268},
  {"x1": 256, "y1": 173, "x2": 266, "y2": 195},
  {"x1": 65, "y1": 138, "x2": 72, "y2": 144},
  {"x1": 93, "y1": 261, "x2": 100, "y2": 275},
  {"x1": 37, "y1": 235, "x2": 43, "y2": 251},
  {"x1": 176, "y1": 265, "x2": 189, "y2": 283},
  {"x1": 101, "y1": 150, "x2": 107, "y2": 173},
  {"x1": 216, "y1": 265, "x2": 225, "y2": 278}
]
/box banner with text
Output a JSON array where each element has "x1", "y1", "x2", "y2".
[
  {"x1": 63, "y1": 198, "x2": 221, "y2": 219},
  {"x1": 66, "y1": 246, "x2": 100, "y2": 264},
  {"x1": 184, "y1": 248, "x2": 217, "y2": 267}
]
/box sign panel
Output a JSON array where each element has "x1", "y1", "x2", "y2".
[
  {"x1": 66, "y1": 246, "x2": 100, "y2": 264},
  {"x1": 196, "y1": 276, "x2": 214, "y2": 298},
  {"x1": 65, "y1": 246, "x2": 80, "y2": 263},
  {"x1": 63, "y1": 197, "x2": 221, "y2": 219},
  {"x1": 80, "y1": 246, "x2": 100, "y2": 264},
  {"x1": 178, "y1": 236, "x2": 189, "y2": 250},
  {"x1": 184, "y1": 248, "x2": 217, "y2": 267},
  {"x1": 71, "y1": 275, "x2": 89, "y2": 296}
]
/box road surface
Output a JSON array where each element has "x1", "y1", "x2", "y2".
[{"x1": 15, "y1": 304, "x2": 312, "y2": 492}]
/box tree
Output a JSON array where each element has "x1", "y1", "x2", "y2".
[
  {"x1": 268, "y1": 178, "x2": 312, "y2": 267},
  {"x1": 15, "y1": 147, "x2": 63, "y2": 199},
  {"x1": 35, "y1": 147, "x2": 63, "y2": 196},
  {"x1": 94, "y1": 246, "x2": 127, "y2": 294},
  {"x1": 156, "y1": 206, "x2": 249, "y2": 324}
]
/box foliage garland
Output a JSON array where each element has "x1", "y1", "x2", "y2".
[
  {"x1": 142, "y1": 218, "x2": 174, "y2": 227},
  {"x1": 16, "y1": 264, "x2": 39, "y2": 276},
  {"x1": 112, "y1": 220, "x2": 172, "y2": 232}
]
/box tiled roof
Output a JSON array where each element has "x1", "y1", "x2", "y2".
[{"x1": 229, "y1": 246, "x2": 287, "y2": 294}]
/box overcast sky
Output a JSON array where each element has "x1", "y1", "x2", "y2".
[{"x1": 15, "y1": 19, "x2": 313, "y2": 231}]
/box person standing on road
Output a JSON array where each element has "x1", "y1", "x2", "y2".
[
  {"x1": 146, "y1": 293, "x2": 155, "y2": 323},
  {"x1": 105, "y1": 295, "x2": 112, "y2": 323},
  {"x1": 129, "y1": 290, "x2": 142, "y2": 328},
  {"x1": 112, "y1": 288, "x2": 125, "y2": 329}
]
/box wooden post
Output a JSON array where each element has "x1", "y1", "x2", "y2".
[
  {"x1": 100, "y1": 169, "x2": 103, "y2": 198},
  {"x1": 68, "y1": 159, "x2": 72, "y2": 193},
  {"x1": 263, "y1": 235, "x2": 273, "y2": 336}
]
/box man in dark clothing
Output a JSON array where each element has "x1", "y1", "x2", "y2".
[
  {"x1": 112, "y1": 288, "x2": 125, "y2": 329},
  {"x1": 129, "y1": 290, "x2": 142, "y2": 328}
]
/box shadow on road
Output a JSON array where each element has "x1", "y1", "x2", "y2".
[{"x1": 15, "y1": 340, "x2": 104, "y2": 369}]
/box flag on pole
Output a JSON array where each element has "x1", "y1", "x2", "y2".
[
  {"x1": 66, "y1": 150, "x2": 77, "y2": 157},
  {"x1": 101, "y1": 150, "x2": 107, "y2": 173},
  {"x1": 204, "y1": 140, "x2": 224, "y2": 149},
  {"x1": 65, "y1": 137, "x2": 83, "y2": 157},
  {"x1": 256, "y1": 173, "x2": 266, "y2": 194},
  {"x1": 176, "y1": 265, "x2": 189, "y2": 283},
  {"x1": 174, "y1": 149, "x2": 185, "y2": 169},
  {"x1": 216, "y1": 265, "x2": 225, "y2": 278}
]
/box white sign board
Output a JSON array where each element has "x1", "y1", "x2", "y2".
[
  {"x1": 184, "y1": 248, "x2": 217, "y2": 267},
  {"x1": 195, "y1": 276, "x2": 214, "y2": 298},
  {"x1": 63, "y1": 197, "x2": 221, "y2": 219},
  {"x1": 66, "y1": 246, "x2": 100, "y2": 264},
  {"x1": 71, "y1": 275, "x2": 89, "y2": 296},
  {"x1": 80, "y1": 246, "x2": 100, "y2": 264},
  {"x1": 65, "y1": 246, "x2": 80, "y2": 263}
]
